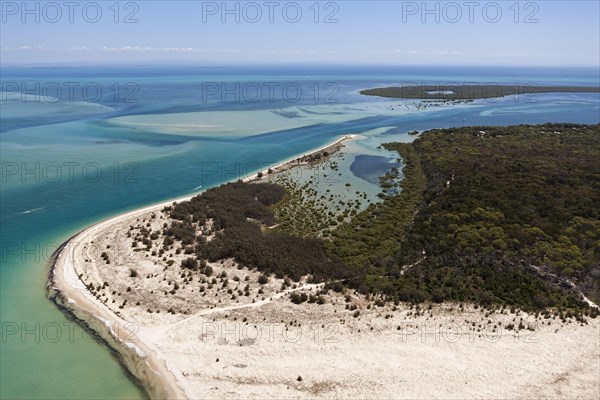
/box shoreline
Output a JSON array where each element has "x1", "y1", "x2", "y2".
[
  {"x1": 47, "y1": 134, "x2": 354, "y2": 399},
  {"x1": 243, "y1": 134, "x2": 355, "y2": 182},
  {"x1": 48, "y1": 213, "x2": 187, "y2": 399}
]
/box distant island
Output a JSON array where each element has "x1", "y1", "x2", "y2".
[
  {"x1": 50, "y1": 123, "x2": 600, "y2": 399},
  {"x1": 360, "y1": 85, "x2": 600, "y2": 100}
]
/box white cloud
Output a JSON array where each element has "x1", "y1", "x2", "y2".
[
  {"x1": 99, "y1": 46, "x2": 195, "y2": 53},
  {"x1": 16, "y1": 46, "x2": 45, "y2": 51}
]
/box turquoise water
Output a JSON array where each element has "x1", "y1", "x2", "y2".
[{"x1": 1, "y1": 65, "x2": 599, "y2": 399}]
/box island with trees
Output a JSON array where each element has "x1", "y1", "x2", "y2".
[{"x1": 360, "y1": 85, "x2": 600, "y2": 101}]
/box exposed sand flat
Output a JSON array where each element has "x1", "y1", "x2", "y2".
[
  {"x1": 49, "y1": 133, "x2": 600, "y2": 399},
  {"x1": 141, "y1": 302, "x2": 600, "y2": 399}
]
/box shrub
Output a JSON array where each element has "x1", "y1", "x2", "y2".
[
  {"x1": 290, "y1": 292, "x2": 309, "y2": 304},
  {"x1": 181, "y1": 257, "x2": 198, "y2": 269},
  {"x1": 330, "y1": 281, "x2": 344, "y2": 293},
  {"x1": 431, "y1": 290, "x2": 445, "y2": 304}
]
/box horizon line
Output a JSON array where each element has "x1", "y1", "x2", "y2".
[{"x1": 2, "y1": 61, "x2": 599, "y2": 69}]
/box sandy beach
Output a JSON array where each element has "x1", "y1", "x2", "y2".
[
  {"x1": 243, "y1": 134, "x2": 355, "y2": 182},
  {"x1": 48, "y1": 135, "x2": 600, "y2": 399},
  {"x1": 47, "y1": 135, "x2": 354, "y2": 397}
]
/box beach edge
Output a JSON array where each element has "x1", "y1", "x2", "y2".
[{"x1": 45, "y1": 134, "x2": 354, "y2": 399}]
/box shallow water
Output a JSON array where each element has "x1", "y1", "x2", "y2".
[{"x1": 1, "y1": 65, "x2": 599, "y2": 398}]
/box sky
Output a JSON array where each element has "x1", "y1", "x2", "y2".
[{"x1": 1, "y1": 0, "x2": 599, "y2": 66}]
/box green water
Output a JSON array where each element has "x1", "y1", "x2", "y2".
[{"x1": 1, "y1": 65, "x2": 599, "y2": 398}]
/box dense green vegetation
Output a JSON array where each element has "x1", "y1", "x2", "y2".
[
  {"x1": 332, "y1": 123, "x2": 599, "y2": 309},
  {"x1": 163, "y1": 182, "x2": 350, "y2": 282},
  {"x1": 162, "y1": 124, "x2": 599, "y2": 312},
  {"x1": 326, "y1": 143, "x2": 426, "y2": 271},
  {"x1": 270, "y1": 153, "x2": 371, "y2": 238},
  {"x1": 360, "y1": 85, "x2": 600, "y2": 100},
  {"x1": 391, "y1": 124, "x2": 600, "y2": 307}
]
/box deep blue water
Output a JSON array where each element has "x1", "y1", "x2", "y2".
[
  {"x1": 1, "y1": 65, "x2": 599, "y2": 399},
  {"x1": 350, "y1": 155, "x2": 400, "y2": 185}
]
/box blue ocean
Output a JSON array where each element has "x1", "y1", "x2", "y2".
[{"x1": 1, "y1": 65, "x2": 599, "y2": 398}]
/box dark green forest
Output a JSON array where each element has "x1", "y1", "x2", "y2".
[
  {"x1": 331, "y1": 123, "x2": 599, "y2": 310},
  {"x1": 162, "y1": 123, "x2": 599, "y2": 312},
  {"x1": 388, "y1": 123, "x2": 600, "y2": 308},
  {"x1": 360, "y1": 85, "x2": 600, "y2": 101}
]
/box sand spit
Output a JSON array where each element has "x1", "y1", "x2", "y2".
[
  {"x1": 48, "y1": 135, "x2": 599, "y2": 399},
  {"x1": 243, "y1": 134, "x2": 355, "y2": 182},
  {"x1": 47, "y1": 135, "x2": 353, "y2": 398}
]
